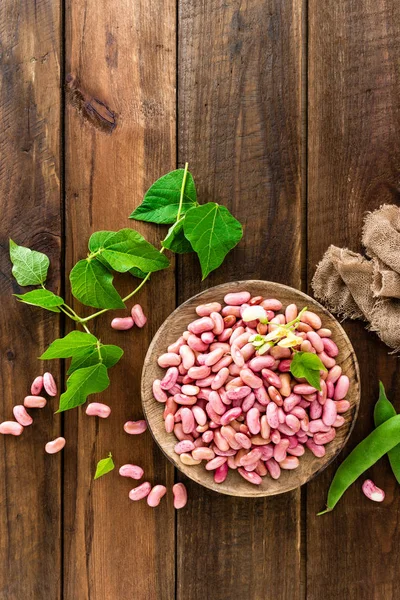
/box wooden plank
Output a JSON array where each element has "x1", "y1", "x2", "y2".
[
  {"x1": 63, "y1": 1, "x2": 176, "y2": 598},
  {"x1": 177, "y1": 1, "x2": 305, "y2": 598},
  {"x1": 307, "y1": 2, "x2": 400, "y2": 599},
  {"x1": 0, "y1": 1, "x2": 62, "y2": 598}
]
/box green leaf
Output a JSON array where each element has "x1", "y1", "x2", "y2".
[
  {"x1": 14, "y1": 289, "x2": 64, "y2": 313},
  {"x1": 40, "y1": 331, "x2": 98, "y2": 360},
  {"x1": 70, "y1": 259, "x2": 125, "y2": 309},
  {"x1": 9, "y1": 239, "x2": 50, "y2": 286},
  {"x1": 162, "y1": 218, "x2": 193, "y2": 254},
  {"x1": 129, "y1": 169, "x2": 197, "y2": 224},
  {"x1": 183, "y1": 203, "x2": 243, "y2": 279},
  {"x1": 290, "y1": 351, "x2": 326, "y2": 391},
  {"x1": 57, "y1": 363, "x2": 110, "y2": 412},
  {"x1": 89, "y1": 229, "x2": 169, "y2": 273},
  {"x1": 68, "y1": 344, "x2": 124, "y2": 375},
  {"x1": 128, "y1": 267, "x2": 148, "y2": 279},
  {"x1": 94, "y1": 452, "x2": 115, "y2": 480},
  {"x1": 374, "y1": 381, "x2": 400, "y2": 484}
]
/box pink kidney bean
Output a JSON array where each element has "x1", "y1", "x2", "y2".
[
  {"x1": 180, "y1": 385, "x2": 199, "y2": 396},
  {"x1": 266, "y1": 458, "x2": 281, "y2": 479},
  {"x1": 308, "y1": 419, "x2": 331, "y2": 434},
  {"x1": 209, "y1": 391, "x2": 226, "y2": 416},
  {"x1": 13, "y1": 405, "x2": 33, "y2": 427},
  {"x1": 174, "y1": 440, "x2": 195, "y2": 454},
  {"x1": 286, "y1": 414, "x2": 300, "y2": 433},
  {"x1": 188, "y1": 317, "x2": 215, "y2": 335},
  {"x1": 249, "y1": 355, "x2": 275, "y2": 371},
  {"x1": 119, "y1": 464, "x2": 144, "y2": 479},
  {"x1": 283, "y1": 393, "x2": 301, "y2": 413},
  {"x1": 0, "y1": 421, "x2": 24, "y2": 435},
  {"x1": 333, "y1": 415, "x2": 345, "y2": 427},
  {"x1": 317, "y1": 328, "x2": 332, "y2": 337},
  {"x1": 238, "y1": 467, "x2": 262, "y2": 485},
  {"x1": 181, "y1": 407, "x2": 195, "y2": 434},
  {"x1": 45, "y1": 437, "x2": 66, "y2": 454},
  {"x1": 202, "y1": 430, "x2": 214, "y2": 444},
  {"x1": 158, "y1": 353, "x2": 181, "y2": 368},
  {"x1": 129, "y1": 482, "x2": 152, "y2": 501},
  {"x1": 234, "y1": 432, "x2": 252, "y2": 449},
  {"x1": 231, "y1": 345, "x2": 245, "y2": 368},
  {"x1": 226, "y1": 386, "x2": 251, "y2": 401},
  {"x1": 163, "y1": 396, "x2": 178, "y2": 417},
  {"x1": 210, "y1": 311, "x2": 224, "y2": 335},
  {"x1": 267, "y1": 386, "x2": 283, "y2": 406},
  {"x1": 86, "y1": 403, "x2": 111, "y2": 418},
  {"x1": 293, "y1": 383, "x2": 317, "y2": 395},
  {"x1": 261, "y1": 298, "x2": 282, "y2": 311},
  {"x1": 220, "y1": 407, "x2": 242, "y2": 426},
  {"x1": 309, "y1": 400, "x2": 323, "y2": 420},
  {"x1": 280, "y1": 456, "x2": 300, "y2": 470},
  {"x1": 196, "y1": 302, "x2": 222, "y2": 316},
  {"x1": 222, "y1": 306, "x2": 241, "y2": 318},
  {"x1": 306, "y1": 331, "x2": 324, "y2": 353},
  {"x1": 240, "y1": 448, "x2": 262, "y2": 467},
  {"x1": 205, "y1": 456, "x2": 228, "y2": 471},
  {"x1": 246, "y1": 407, "x2": 261, "y2": 435},
  {"x1": 300, "y1": 310, "x2": 322, "y2": 330},
  {"x1": 24, "y1": 395, "x2": 47, "y2": 408},
  {"x1": 253, "y1": 386, "x2": 269, "y2": 406},
  {"x1": 165, "y1": 413, "x2": 175, "y2": 433},
  {"x1": 322, "y1": 337, "x2": 339, "y2": 357},
  {"x1": 266, "y1": 402, "x2": 279, "y2": 428},
  {"x1": 31, "y1": 375, "x2": 44, "y2": 395},
  {"x1": 362, "y1": 479, "x2": 385, "y2": 502},
  {"x1": 111, "y1": 317, "x2": 134, "y2": 330},
  {"x1": 204, "y1": 348, "x2": 225, "y2": 367},
  {"x1": 224, "y1": 291, "x2": 251, "y2": 305},
  {"x1": 168, "y1": 337, "x2": 185, "y2": 354},
  {"x1": 261, "y1": 369, "x2": 281, "y2": 388},
  {"x1": 273, "y1": 439, "x2": 290, "y2": 462},
  {"x1": 187, "y1": 334, "x2": 208, "y2": 352},
  {"x1": 242, "y1": 392, "x2": 256, "y2": 413},
  {"x1": 318, "y1": 351, "x2": 336, "y2": 369},
  {"x1": 326, "y1": 381, "x2": 335, "y2": 399},
  {"x1": 201, "y1": 331, "x2": 215, "y2": 344},
  {"x1": 211, "y1": 367, "x2": 230, "y2": 390},
  {"x1": 322, "y1": 398, "x2": 337, "y2": 426},
  {"x1": 43, "y1": 372, "x2": 57, "y2": 397},
  {"x1": 131, "y1": 304, "x2": 147, "y2": 327},
  {"x1": 314, "y1": 428, "x2": 336, "y2": 445},
  {"x1": 191, "y1": 405, "x2": 207, "y2": 426},
  {"x1": 147, "y1": 485, "x2": 167, "y2": 507},
  {"x1": 335, "y1": 400, "x2": 350, "y2": 413},
  {"x1": 172, "y1": 483, "x2": 188, "y2": 509},
  {"x1": 327, "y1": 365, "x2": 342, "y2": 383},
  {"x1": 124, "y1": 420, "x2": 147, "y2": 435},
  {"x1": 160, "y1": 367, "x2": 179, "y2": 391},
  {"x1": 192, "y1": 447, "x2": 215, "y2": 461},
  {"x1": 285, "y1": 303, "x2": 298, "y2": 322},
  {"x1": 180, "y1": 344, "x2": 199, "y2": 367},
  {"x1": 287, "y1": 444, "x2": 305, "y2": 457},
  {"x1": 240, "y1": 368, "x2": 263, "y2": 389},
  {"x1": 334, "y1": 375, "x2": 350, "y2": 400},
  {"x1": 187, "y1": 365, "x2": 210, "y2": 379},
  {"x1": 214, "y1": 462, "x2": 229, "y2": 483}
]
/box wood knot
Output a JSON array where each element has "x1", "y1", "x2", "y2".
[{"x1": 66, "y1": 74, "x2": 117, "y2": 133}]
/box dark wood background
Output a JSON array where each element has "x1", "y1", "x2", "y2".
[{"x1": 1, "y1": 1, "x2": 400, "y2": 598}]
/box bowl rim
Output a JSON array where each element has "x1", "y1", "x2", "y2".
[{"x1": 141, "y1": 280, "x2": 361, "y2": 497}]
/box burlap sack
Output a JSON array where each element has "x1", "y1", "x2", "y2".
[{"x1": 311, "y1": 204, "x2": 400, "y2": 351}]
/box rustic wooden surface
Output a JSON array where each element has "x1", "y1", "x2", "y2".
[{"x1": 1, "y1": 0, "x2": 400, "y2": 598}]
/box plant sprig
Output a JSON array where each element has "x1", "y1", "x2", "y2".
[{"x1": 10, "y1": 163, "x2": 243, "y2": 412}]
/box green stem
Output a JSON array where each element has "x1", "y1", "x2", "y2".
[
  {"x1": 176, "y1": 162, "x2": 189, "y2": 222},
  {"x1": 96, "y1": 340, "x2": 103, "y2": 362}
]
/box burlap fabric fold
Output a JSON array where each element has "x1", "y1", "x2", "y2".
[{"x1": 312, "y1": 204, "x2": 400, "y2": 351}]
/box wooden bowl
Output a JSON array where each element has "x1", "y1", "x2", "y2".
[{"x1": 141, "y1": 281, "x2": 360, "y2": 497}]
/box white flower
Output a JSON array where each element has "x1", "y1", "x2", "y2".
[
  {"x1": 241, "y1": 305, "x2": 268, "y2": 323},
  {"x1": 277, "y1": 330, "x2": 303, "y2": 348}
]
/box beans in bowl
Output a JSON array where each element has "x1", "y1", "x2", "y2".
[{"x1": 152, "y1": 291, "x2": 350, "y2": 486}]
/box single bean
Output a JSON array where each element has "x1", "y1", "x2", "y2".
[
  {"x1": 192, "y1": 447, "x2": 215, "y2": 461},
  {"x1": 213, "y1": 429, "x2": 230, "y2": 452},
  {"x1": 224, "y1": 291, "x2": 251, "y2": 305},
  {"x1": 234, "y1": 432, "x2": 252, "y2": 449},
  {"x1": 129, "y1": 482, "x2": 152, "y2": 501},
  {"x1": 274, "y1": 439, "x2": 290, "y2": 462},
  {"x1": 333, "y1": 415, "x2": 345, "y2": 427},
  {"x1": 13, "y1": 405, "x2": 33, "y2": 427},
  {"x1": 205, "y1": 456, "x2": 228, "y2": 470},
  {"x1": 261, "y1": 298, "x2": 282, "y2": 311},
  {"x1": 267, "y1": 386, "x2": 283, "y2": 407},
  {"x1": 196, "y1": 302, "x2": 222, "y2": 316},
  {"x1": 124, "y1": 420, "x2": 147, "y2": 435},
  {"x1": 196, "y1": 375, "x2": 215, "y2": 388},
  {"x1": 326, "y1": 381, "x2": 335, "y2": 399},
  {"x1": 24, "y1": 395, "x2": 47, "y2": 409},
  {"x1": 238, "y1": 467, "x2": 262, "y2": 485},
  {"x1": 317, "y1": 328, "x2": 332, "y2": 338},
  {"x1": 300, "y1": 310, "x2": 322, "y2": 330},
  {"x1": 231, "y1": 345, "x2": 245, "y2": 368},
  {"x1": 286, "y1": 414, "x2": 301, "y2": 433},
  {"x1": 314, "y1": 428, "x2": 336, "y2": 445},
  {"x1": 174, "y1": 440, "x2": 195, "y2": 454},
  {"x1": 202, "y1": 430, "x2": 214, "y2": 444},
  {"x1": 173, "y1": 483, "x2": 188, "y2": 508},
  {"x1": 269, "y1": 346, "x2": 291, "y2": 360},
  {"x1": 309, "y1": 401, "x2": 323, "y2": 420},
  {"x1": 335, "y1": 400, "x2": 350, "y2": 414},
  {"x1": 322, "y1": 398, "x2": 337, "y2": 427},
  {"x1": 0, "y1": 421, "x2": 24, "y2": 435},
  {"x1": 188, "y1": 365, "x2": 211, "y2": 379},
  {"x1": 214, "y1": 462, "x2": 229, "y2": 483},
  {"x1": 163, "y1": 396, "x2": 178, "y2": 417},
  {"x1": 285, "y1": 303, "x2": 298, "y2": 322},
  {"x1": 180, "y1": 453, "x2": 201, "y2": 466},
  {"x1": 287, "y1": 445, "x2": 305, "y2": 457},
  {"x1": 301, "y1": 340, "x2": 314, "y2": 353},
  {"x1": 334, "y1": 375, "x2": 350, "y2": 400},
  {"x1": 147, "y1": 485, "x2": 167, "y2": 507},
  {"x1": 210, "y1": 311, "x2": 225, "y2": 335},
  {"x1": 318, "y1": 351, "x2": 336, "y2": 369},
  {"x1": 362, "y1": 479, "x2": 385, "y2": 502},
  {"x1": 283, "y1": 393, "x2": 301, "y2": 413},
  {"x1": 188, "y1": 317, "x2": 215, "y2": 335},
  {"x1": 158, "y1": 353, "x2": 181, "y2": 368},
  {"x1": 246, "y1": 407, "x2": 261, "y2": 435},
  {"x1": 45, "y1": 437, "x2": 66, "y2": 454},
  {"x1": 308, "y1": 419, "x2": 331, "y2": 434},
  {"x1": 201, "y1": 331, "x2": 215, "y2": 344},
  {"x1": 322, "y1": 337, "x2": 339, "y2": 357},
  {"x1": 217, "y1": 328, "x2": 233, "y2": 343},
  {"x1": 327, "y1": 365, "x2": 342, "y2": 383},
  {"x1": 280, "y1": 456, "x2": 300, "y2": 470},
  {"x1": 226, "y1": 386, "x2": 251, "y2": 401},
  {"x1": 111, "y1": 317, "x2": 134, "y2": 331},
  {"x1": 181, "y1": 407, "x2": 196, "y2": 434},
  {"x1": 211, "y1": 367, "x2": 230, "y2": 391},
  {"x1": 240, "y1": 368, "x2": 263, "y2": 389},
  {"x1": 222, "y1": 306, "x2": 241, "y2": 317},
  {"x1": 168, "y1": 337, "x2": 185, "y2": 354},
  {"x1": 131, "y1": 304, "x2": 147, "y2": 327},
  {"x1": 249, "y1": 356, "x2": 275, "y2": 372},
  {"x1": 165, "y1": 413, "x2": 175, "y2": 433},
  {"x1": 266, "y1": 458, "x2": 281, "y2": 479},
  {"x1": 86, "y1": 403, "x2": 111, "y2": 418},
  {"x1": 43, "y1": 372, "x2": 57, "y2": 397},
  {"x1": 160, "y1": 367, "x2": 179, "y2": 391},
  {"x1": 293, "y1": 383, "x2": 317, "y2": 395},
  {"x1": 181, "y1": 384, "x2": 199, "y2": 396},
  {"x1": 242, "y1": 392, "x2": 256, "y2": 413},
  {"x1": 220, "y1": 407, "x2": 242, "y2": 426},
  {"x1": 205, "y1": 348, "x2": 225, "y2": 367},
  {"x1": 31, "y1": 375, "x2": 44, "y2": 396},
  {"x1": 266, "y1": 402, "x2": 279, "y2": 428},
  {"x1": 119, "y1": 464, "x2": 144, "y2": 479},
  {"x1": 187, "y1": 334, "x2": 209, "y2": 352},
  {"x1": 261, "y1": 369, "x2": 282, "y2": 388},
  {"x1": 307, "y1": 331, "x2": 324, "y2": 353},
  {"x1": 240, "y1": 448, "x2": 263, "y2": 467},
  {"x1": 297, "y1": 322, "x2": 313, "y2": 333}
]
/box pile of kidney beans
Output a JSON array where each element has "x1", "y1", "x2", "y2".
[{"x1": 152, "y1": 291, "x2": 350, "y2": 486}]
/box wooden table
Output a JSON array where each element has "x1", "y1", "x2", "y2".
[{"x1": 1, "y1": 1, "x2": 400, "y2": 598}]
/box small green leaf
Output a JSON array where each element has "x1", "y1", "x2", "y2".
[
  {"x1": 290, "y1": 351, "x2": 326, "y2": 391},
  {"x1": 129, "y1": 169, "x2": 197, "y2": 224},
  {"x1": 10, "y1": 239, "x2": 50, "y2": 286},
  {"x1": 70, "y1": 259, "x2": 125, "y2": 309},
  {"x1": 94, "y1": 452, "x2": 115, "y2": 480},
  {"x1": 14, "y1": 289, "x2": 64, "y2": 313},
  {"x1": 40, "y1": 331, "x2": 98, "y2": 360},
  {"x1": 57, "y1": 363, "x2": 110, "y2": 412},
  {"x1": 162, "y1": 218, "x2": 193, "y2": 254},
  {"x1": 89, "y1": 229, "x2": 169, "y2": 273},
  {"x1": 183, "y1": 203, "x2": 243, "y2": 279},
  {"x1": 68, "y1": 344, "x2": 124, "y2": 375}
]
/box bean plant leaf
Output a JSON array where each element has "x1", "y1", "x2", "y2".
[
  {"x1": 374, "y1": 381, "x2": 400, "y2": 484},
  {"x1": 128, "y1": 267, "x2": 148, "y2": 279},
  {"x1": 89, "y1": 229, "x2": 169, "y2": 273},
  {"x1": 94, "y1": 452, "x2": 115, "y2": 480},
  {"x1": 40, "y1": 331, "x2": 98, "y2": 360},
  {"x1": 68, "y1": 344, "x2": 124, "y2": 375},
  {"x1": 290, "y1": 351, "x2": 327, "y2": 391},
  {"x1": 57, "y1": 363, "x2": 110, "y2": 412},
  {"x1": 183, "y1": 203, "x2": 243, "y2": 279},
  {"x1": 9, "y1": 239, "x2": 50, "y2": 286},
  {"x1": 162, "y1": 218, "x2": 193, "y2": 254},
  {"x1": 70, "y1": 259, "x2": 125, "y2": 309},
  {"x1": 14, "y1": 289, "x2": 64, "y2": 313},
  {"x1": 129, "y1": 169, "x2": 197, "y2": 224}
]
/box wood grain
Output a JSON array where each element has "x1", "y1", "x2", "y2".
[
  {"x1": 0, "y1": 1, "x2": 62, "y2": 598},
  {"x1": 142, "y1": 280, "x2": 360, "y2": 496},
  {"x1": 307, "y1": 2, "x2": 400, "y2": 599},
  {"x1": 177, "y1": 1, "x2": 305, "y2": 597},
  {"x1": 63, "y1": 1, "x2": 176, "y2": 598}
]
